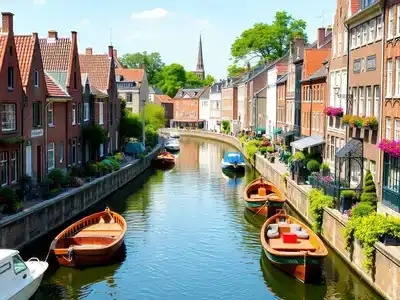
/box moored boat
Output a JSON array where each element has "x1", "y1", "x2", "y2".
[
  {"x1": 0, "y1": 249, "x2": 49, "y2": 300},
  {"x1": 260, "y1": 210, "x2": 328, "y2": 283},
  {"x1": 51, "y1": 207, "x2": 127, "y2": 267},
  {"x1": 154, "y1": 151, "x2": 175, "y2": 168},
  {"x1": 165, "y1": 138, "x2": 180, "y2": 152},
  {"x1": 221, "y1": 152, "x2": 246, "y2": 171},
  {"x1": 169, "y1": 131, "x2": 180, "y2": 139},
  {"x1": 243, "y1": 176, "x2": 285, "y2": 217}
]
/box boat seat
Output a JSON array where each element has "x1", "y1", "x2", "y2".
[
  {"x1": 72, "y1": 244, "x2": 105, "y2": 249},
  {"x1": 250, "y1": 194, "x2": 267, "y2": 200},
  {"x1": 74, "y1": 230, "x2": 121, "y2": 238},
  {"x1": 289, "y1": 224, "x2": 310, "y2": 239},
  {"x1": 269, "y1": 238, "x2": 316, "y2": 251},
  {"x1": 267, "y1": 224, "x2": 279, "y2": 238}
]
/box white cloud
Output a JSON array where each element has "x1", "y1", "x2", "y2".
[
  {"x1": 33, "y1": 0, "x2": 46, "y2": 4},
  {"x1": 78, "y1": 18, "x2": 90, "y2": 27},
  {"x1": 131, "y1": 8, "x2": 169, "y2": 20},
  {"x1": 193, "y1": 19, "x2": 210, "y2": 30}
]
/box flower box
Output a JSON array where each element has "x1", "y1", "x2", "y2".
[
  {"x1": 324, "y1": 107, "x2": 344, "y2": 117},
  {"x1": 379, "y1": 139, "x2": 400, "y2": 157},
  {"x1": 383, "y1": 234, "x2": 400, "y2": 246}
]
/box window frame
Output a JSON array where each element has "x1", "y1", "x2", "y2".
[
  {"x1": 7, "y1": 67, "x2": 14, "y2": 90},
  {"x1": 366, "y1": 86, "x2": 372, "y2": 117},
  {"x1": 84, "y1": 102, "x2": 90, "y2": 121},
  {"x1": 48, "y1": 103, "x2": 54, "y2": 126},
  {"x1": 12, "y1": 255, "x2": 27, "y2": 275},
  {"x1": 34, "y1": 70, "x2": 39, "y2": 87},
  {"x1": 47, "y1": 142, "x2": 55, "y2": 170},
  {"x1": 99, "y1": 102, "x2": 104, "y2": 125},
  {"x1": 386, "y1": 117, "x2": 392, "y2": 139},
  {"x1": 72, "y1": 138, "x2": 77, "y2": 165},
  {"x1": 72, "y1": 103, "x2": 76, "y2": 125},
  {"x1": 11, "y1": 151, "x2": 17, "y2": 184},
  {"x1": 387, "y1": 59, "x2": 393, "y2": 97},
  {"x1": 0, "y1": 104, "x2": 16, "y2": 132},
  {"x1": 0, "y1": 152, "x2": 8, "y2": 186}
]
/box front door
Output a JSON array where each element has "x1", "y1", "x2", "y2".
[
  {"x1": 37, "y1": 146, "x2": 42, "y2": 182},
  {"x1": 25, "y1": 145, "x2": 32, "y2": 176}
]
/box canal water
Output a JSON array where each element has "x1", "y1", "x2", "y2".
[{"x1": 24, "y1": 137, "x2": 381, "y2": 300}]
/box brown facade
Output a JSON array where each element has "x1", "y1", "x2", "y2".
[
  {"x1": 221, "y1": 86, "x2": 237, "y2": 121},
  {"x1": 276, "y1": 78, "x2": 287, "y2": 130},
  {"x1": 173, "y1": 97, "x2": 200, "y2": 127}
]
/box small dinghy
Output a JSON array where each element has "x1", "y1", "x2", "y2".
[
  {"x1": 221, "y1": 152, "x2": 246, "y2": 171},
  {"x1": 243, "y1": 176, "x2": 285, "y2": 217},
  {"x1": 260, "y1": 210, "x2": 328, "y2": 283},
  {"x1": 154, "y1": 151, "x2": 175, "y2": 168},
  {"x1": 0, "y1": 249, "x2": 48, "y2": 300},
  {"x1": 51, "y1": 207, "x2": 126, "y2": 267},
  {"x1": 165, "y1": 138, "x2": 180, "y2": 152}
]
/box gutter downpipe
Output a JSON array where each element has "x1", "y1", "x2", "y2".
[{"x1": 345, "y1": 22, "x2": 351, "y2": 144}]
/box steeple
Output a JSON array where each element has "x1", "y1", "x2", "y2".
[{"x1": 194, "y1": 34, "x2": 205, "y2": 81}]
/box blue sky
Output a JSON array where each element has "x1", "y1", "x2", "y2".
[{"x1": 2, "y1": 0, "x2": 336, "y2": 79}]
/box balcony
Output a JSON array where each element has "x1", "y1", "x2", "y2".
[{"x1": 116, "y1": 81, "x2": 137, "y2": 90}]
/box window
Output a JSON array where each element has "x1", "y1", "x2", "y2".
[
  {"x1": 398, "y1": 5, "x2": 400, "y2": 36},
  {"x1": 363, "y1": 23, "x2": 368, "y2": 45},
  {"x1": 386, "y1": 117, "x2": 392, "y2": 139},
  {"x1": 99, "y1": 143, "x2": 104, "y2": 157},
  {"x1": 358, "y1": 87, "x2": 364, "y2": 116},
  {"x1": 396, "y1": 58, "x2": 400, "y2": 96},
  {"x1": 377, "y1": 16, "x2": 383, "y2": 40},
  {"x1": 338, "y1": 32, "x2": 342, "y2": 56},
  {"x1": 351, "y1": 28, "x2": 356, "y2": 49},
  {"x1": 126, "y1": 93, "x2": 132, "y2": 103},
  {"x1": 32, "y1": 102, "x2": 42, "y2": 128},
  {"x1": 12, "y1": 255, "x2": 27, "y2": 275},
  {"x1": 369, "y1": 19, "x2": 376, "y2": 43},
  {"x1": 0, "y1": 262, "x2": 11, "y2": 275},
  {"x1": 341, "y1": 71, "x2": 347, "y2": 110},
  {"x1": 357, "y1": 26, "x2": 361, "y2": 47},
  {"x1": 344, "y1": 28, "x2": 348, "y2": 54},
  {"x1": 0, "y1": 152, "x2": 8, "y2": 186},
  {"x1": 387, "y1": 59, "x2": 393, "y2": 97},
  {"x1": 352, "y1": 87, "x2": 358, "y2": 115},
  {"x1": 77, "y1": 103, "x2": 81, "y2": 124},
  {"x1": 72, "y1": 138, "x2": 77, "y2": 165},
  {"x1": 72, "y1": 103, "x2": 76, "y2": 125},
  {"x1": 374, "y1": 86, "x2": 380, "y2": 119},
  {"x1": 395, "y1": 119, "x2": 400, "y2": 140},
  {"x1": 84, "y1": 102, "x2": 90, "y2": 121},
  {"x1": 99, "y1": 102, "x2": 104, "y2": 125},
  {"x1": 11, "y1": 151, "x2": 17, "y2": 183},
  {"x1": 47, "y1": 142, "x2": 55, "y2": 170},
  {"x1": 366, "y1": 86, "x2": 372, "y2": 116},
  {"x1": 48, "y1": 103, "x2": 54, "y2": 126},
  {"x1": 34, "y1": 70, "x2": 39, "y2": 87},
  {"x1": 0, "y1": 104, "x2": 16, "y2": 132},
  {"x1": 60, "y1": 142, "x2": 63, "y2": 163},
  {"x1": 389, "y1": 6, "x2": 394, "y2": 39},
  {"x1": 8, "y1": 67, "x2": 13, "y2": 90}
]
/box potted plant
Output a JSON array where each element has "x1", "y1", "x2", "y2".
[
  {"x1": 339, "y1": 190, "x2": 358, "y2": 214},
  {"x1": 320, "y1": 162, "x2": 330, "y2": 176},
  {"x1": 260, "y1": 146, "x2": 268, "y2": 156},
  {"x1": 306, "y1": 159, "x2": 320, "y2": 173}
]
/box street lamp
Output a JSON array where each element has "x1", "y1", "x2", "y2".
[{"x1": 142, "y1": 98, "x2": 146, "y2": 147}]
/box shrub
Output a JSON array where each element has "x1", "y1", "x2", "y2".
[
  {"x1": 320, "y1": 162, "x2": 330, "y2": 172},
  {"x1": 145, "y1": 125, "x2": 158, "y2": 147},
  {"x1": 341, "y1": 190, "x2": 357, "y2": 199},
  {"x1": 0, "y1": 187, "x2": 21, "y2": 213},
  {"x1": 293, "y1": 151, "x2": 305, "y2": 161},
  {"x1": 96, "y1": 162, "x2": 109, "y2": 173},
  {"x1": 84, "y1": 163, "x2": 98, "y2": 177},
  {"x1": 245, "y1": 144, "x2": 258, "y2": 163},
  {"x1": 69, "y1": 166, "x2": 84, "y2": 178},
  {"x1": 307, "y1": 160, "x2": 320, "y2": 172},
  {"x1": 350, "y1": 202, "x2": 375, "y2": 218},
  {"x1": 82, "y1": 123, "x2": 108, "y2": 149},
  {"x1": 308, "y1": 188, "x2": 334, "y2": 233},
  {"x1": 360, "y1": 170, "x2": 377, "y2": 210},
  {"x1": 114, "y1": 152, "x2": 125, "y2": 163},
  {"x1": 48, "y1": 168, "x2": 68, "y2": 188},
  {"x1": 106, "y1": 157, "x2": 120, "y2": 171},
  {"x1": 68, "y1": 177, "x2": 84, "y2": 188},
  {"x1": 259, "y1": 147, "x2": 267, "y2": 154},
  {"x1": 266, "y1": 146, "x2": 275, "y2": 153},
  {"x1": 49, "y1": 188, "x2": 61, "y2": 199}
]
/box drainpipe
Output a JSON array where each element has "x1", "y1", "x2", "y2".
[
  {"x1": 21, "y1": 95, "x2": 26, "y2": 179},
  {"x1": 44, "y1": 101, "x2": 50, "y2": 174},
  {"x1": 309, "y1": 81, "x2": 313, "y2": 136},
  {"x1": 345, "y1": 22, "x2": 351, "y2": 143}
]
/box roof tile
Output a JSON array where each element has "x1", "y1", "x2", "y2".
[
  {"x1": 116, "y1": 68, "x2": 144, "y2": 82},
  {"x1": 79, "y1": 54, "x2": 111, "y2": 93},
  {"x1": 39, "y1": 37, "x2": 71, "y2": 71},
  {"x1": 14, "y1": 35, "x2": 35, "y2": 87}
]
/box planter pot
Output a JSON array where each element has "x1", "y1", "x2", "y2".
[
  {"x1": 269, "y1": 157, "x2": 275, "y2": 163},
  {"x1": 383, "y1": 234, "x2": 400, "y2": 246},
  {"x1": 264, "y1": 153, "x2": 267, "y2": 158},
  {"x1": 321, "y1": 170, "x2": 330, "y2": 176},
  {"x1": 338, "y1": 196, "x2": 355, "y2": 214}
]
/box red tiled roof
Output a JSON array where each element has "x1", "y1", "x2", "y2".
[
  {"x1": 45, "y1": 73, "x2": 69, "y2": 98},
  {"x1": 155, "y1": 94, "x2": 172, "y2": 103},
  {"x1": 14, "y1": 35, "x2": 36, "y2": 87},
  {"x1": 39, "y1": 37, "x2": 71, "y2": 71},
  {"x1": 79, "y1": 54, "x2": 111, "y2": 92},
  {"x1": 0, "y1": 34, "x2": 9, "y2": 72},
  {"x1": 116, "y1": 68, "x2": 144, "y2": 82}
]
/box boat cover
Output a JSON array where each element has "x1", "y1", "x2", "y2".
[
  {"x1": 125, "y1": 142, "x2": 145, "y2": 155},
  {"x1": 223, "y1": 152, "x2": 245, "y2": 164}
]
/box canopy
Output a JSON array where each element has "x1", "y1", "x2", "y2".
[
  {"x1": 125, "y1": 141, "x2": 145, "y2": 155},
  {"x1": 290, "y1": 136, "x2": 324, "y2": 151},
  {"x1": 223, "y1": 152, "x2": 245, "y2": 164}
]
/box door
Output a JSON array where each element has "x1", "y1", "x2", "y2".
[
  {"x1": 37, "y1": 146, "x2": 42, "y2": 182},
  {"x1": 25, "y1": 146, "x2": 32, "y2": 176}
]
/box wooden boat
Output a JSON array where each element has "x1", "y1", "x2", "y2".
[
  {"x1": 51, "y1": 207, "x2": 127, "y2": 267},
  {"x1": 260, "y1": 210, "x2": 328, "y2": 283},
  {"x1": 154, "y1": 151, "x2": 175, "y2": 167},
  {"x1": 243, "y1": 176, "x2": 285, "y2": 217}
]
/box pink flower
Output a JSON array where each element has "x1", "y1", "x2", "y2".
[
  {"x1": 324, "y1": 107, "x2": 344, "y2": 117},
  {"x1": 379, "y1": 139, "x2": 400, "y2": 157}
]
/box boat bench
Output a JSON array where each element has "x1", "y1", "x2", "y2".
[{"x1": 269, "y1": 238, "x2": 316, "y2": 252}]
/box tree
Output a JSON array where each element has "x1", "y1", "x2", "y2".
[
  {"x1": 227, "y1": 64, "x2": 246, "y2": 77},
  {"x1": 185, "y1": 72, "x2": 204, "y2": 88},
  {"x1": 119, "y1": 113, "x2": 143, "y2": 140},
  {"x1": 230, "y1": 11, "x2": 307, "y2": 64},
  {"x1": 155, "y1": 63, "x2": 187, "y2": 97},
  {"x1": 144, "y1": 103, "x2": 166, "y2": 130},
  {"x1": 119, "y1": 52, "x2": 165, "y2": 85},
  {"x1": 203, "y1": 74, "x2": 215, "y2": 87}
]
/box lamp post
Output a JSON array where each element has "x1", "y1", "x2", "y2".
[{"x1": 142, "y1": 98, "x2": 146, "y2": 147}]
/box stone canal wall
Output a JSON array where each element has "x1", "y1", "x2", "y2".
[
  {"x1": 166, "y1": 129, "x2": 399, "y2": 300},
  {"x1": 0, "y1": 145, "x2": 161, "y2": 250}
]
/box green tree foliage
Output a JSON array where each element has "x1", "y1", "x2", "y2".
[
  {"x1": 119, "y1": 52, "x2": 165, "y2": 85},
  {"x1": 144, "y1": 103, "x2": 166, "y2": 130},
  {"x1": 227, "y1": 64, "x2": 246, "y2": 77},
  {"x1": 221, "y1": 120, "x2": 230, "y2": 133},
  {"x1": 81, "y1": 123, "x2": 108, "y2": 149},
  {"x1": 155, "y1": 63, "x2": 187, "y2": 97},
  {"x1": 203, "y1": 74, "x2": 215, "y2": 87},
  {"x1": 185, "y1": 71, "x2": 204, "y2": 88},
  {"x1": 230, "y1": 11, "x2": 307, "y2": 64},
  {"x1": 119, "y1": 113, "x2": 143, "y2": 140}
]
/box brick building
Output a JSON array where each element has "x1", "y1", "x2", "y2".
[
  {"x1": 154, "y1": 94, "x2": 174, "y2": 127},
  {"x1": 0, "y1": 13, "x2": 24, "y2": 186},
  {"x1": 221, "y1": 80, "x2": 238, "y2": 125},
  {"x1": 172, "y1": 88, "x2": 206, "y2": 128},
  {"x1": 276, "y1": 74, "x2": 288, "y2": 131}
]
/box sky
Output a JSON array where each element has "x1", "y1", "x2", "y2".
[{"x1": 1, "y1": 0, "x2": 336, "y2": 80}]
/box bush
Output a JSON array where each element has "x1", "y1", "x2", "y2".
[
  {"x1": 106, "y1": 157, "x2": 120, "y2": 171},
  {"x1": 320, "y1": 162, "x2": 330, "y2": 172},
  {"x1": 259, "y1": 147, "x2": 267, "y2": 154},
  {"x1": 82, "y1": 123, "x2": 108, "y2": 149},
  {"x1": 360, "y1": 171, "x2": 377, "y2": 209},
  {"x1": 0, "y1": 187, "x2": 21, "y2": 214},
  {"x1": 245, "y1": 144, "x2": 258, "y2": 163},
  {"x1": 293, "y1": 151, "x2": 305, "y2": 161},
  {"x1": 350, "y1": 202, "x2": 375, "y2": 218},
  {"x1": 114, "y1": 152, "x2": 125, "y2": 163},
  {"x1": 266, "y1": 146, "x2": 275, "y2": 153},
  {"x1": 221, "y1": 120, "x2": 230, "y2": 133},
  {"x1": 341, "y1": 190, "x2": 357, "y2": 199},
  {"x1": 84, "y1": 163, "x2": 98, "y2": 177},
  {"x1": 145, "y1": 125, "x2": 158, "y2": 147},
  {"x1": 69, "y1": 166, "x2": 84, "y2": 178},
  {"x1": 49, "y1": 188, "x2": 61, "y2": 199},
  {"x1": 307, "y1": 160, "x2": 320, "y2": 172},
  {"x1": 68, "y1": 177, "x2": 84, "y2": 188},
  {"x1": 48, "y1": 168, "x2": 68, "y2": 188},
  {"x1": 99, "y1": 161, "x2": 112, "y2": 173},
  {"x1": 308, "y1": 188, "x2": 334, "y2": 233}
]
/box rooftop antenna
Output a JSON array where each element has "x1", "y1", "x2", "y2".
[
  {"x1": 109, "y1": 28, "x2": 113, "y2": 46},
  {"x1": 317, "y1": 10, "x2": 325, "y2": 27}
]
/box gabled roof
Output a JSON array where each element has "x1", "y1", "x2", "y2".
[
  {"x1": 149, "y1": 86, "x2": 164, "y2": 95},
  {"x1": 81, "y1": 72, "x2": 107, "y2": 97},
  {"x1": 0, "y1": 35, "x2": 8, "y2": 73},
  {"x1": 39, "y1": 37, "x2": 71, "y2": 71},
  {"x1": 45, "y1": 72, "x2": 70, "y2": 98},
  {"x1": 304, "y1": 66, "x2": 327, "y2": 82},
  {"x1": 155, "y1": 94, "x2": 172, "y2": 104},
  {"x1": 14, "y1": 35, "x2": 36, "y2": 87},
  {"x1": 79, "y1": 53, "x2": 111, "y2": 93},
  {"x1": 116, "y1": 68, "x2": 144, "y2": 82},
  {"x1": 174, "y1": 88, "x2": 205, "y2": 99}
]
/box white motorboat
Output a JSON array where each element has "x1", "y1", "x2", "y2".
[
  {"x1": 165, "y1": 138, "x2": 180, "y2": 152},
  {"x1": 169, "y1": 131, "x2": 180, "y2": 139},
  {"x1": 0, "y1": 249, "x2": 48, "y2": 300}
]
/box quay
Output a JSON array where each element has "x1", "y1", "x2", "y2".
[{"x1": 161, "y1": 129, "x2": 399, "y2": 300}]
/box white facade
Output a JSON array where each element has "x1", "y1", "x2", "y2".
[
  {"x1": 116, "y1": 72, "x2": 149, "y2": 114},
  {"x1": 199, "y1": 87, "x2": 211, "y2": 129},
  {"x1": 237, "y1": 83, "x2": 246, "y2": 130},
  {"x1": 209, "y1": 85, "x2": 222, "y2": 131},
  {"x1": 266, "y1": 67, "x2": 278, "y2": 136}
]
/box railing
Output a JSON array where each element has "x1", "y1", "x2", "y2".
[{"x1": 116, "y1": 82, "x2": 137, "y2": 89}]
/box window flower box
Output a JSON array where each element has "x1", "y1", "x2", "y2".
[
  {"x1": 378, "y1": 139, "x2": 400, "y2": 157},
  {"x1": 324, "y1": 106, "x2": 344, "y2": 117},
  {"x1": 383, "y1": 234, "x2": 400, "y2": 246},
  {"x1": 342, "y1": 115, "x2": 378, "y2": 131}
]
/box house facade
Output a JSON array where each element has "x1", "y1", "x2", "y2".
[
  {"x1": 276, "y1": 74, "x2": 288, "y2": 131},
  {"x1": 199, "y1": 87, "x2": 211, "y2": 129},
  {"x1": 209, "y1": 81, "x2": 224, "y2": 132},
  {"x1": 221, "y1": 79, "x2": 238, "y2": 126},
  {"x1": 154, "y1": 94, "x2": 174, "y2": 127},
  {"x1": 172, "y1": 88, "x2": 206, "y2": 128}
]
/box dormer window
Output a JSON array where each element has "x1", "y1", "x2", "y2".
[{"x1": 34, "y1": 70, "x2": 39, "y2": 87}]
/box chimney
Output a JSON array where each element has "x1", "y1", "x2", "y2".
[
  {"x1": 48, "y1": 30, "x2": 58, "y2": 39},
  {"x1": 85, "y1": 47, "x2": 93, "y2": 55},
  {"x1": 294, "y1": 37, "x2": 305, "y2": 60},
  {"x1": 108, "y1": 45, "x2": 113, "y2": 58},
  {"x1": 2, "y1": 12, "x2": 14, "y2": 33},
  {"x1": 71, "y1": 31, "x2": 77, "y2": 44},
  {"x1": 326, "y1": 26, "x2": 332, "y2": 36},
  {"x1": 113, "y1": 49, "x2": 117, "y2": 58},
  {"x1": 32, "y1": 32, "x2": 38, "y2": 40},
  {"x1": 317, "y1": 28, "x2": 325, "y2": 48}
]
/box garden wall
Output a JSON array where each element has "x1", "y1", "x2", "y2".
[
  {"x1": 0, "y1": 145, "x2": 161, "y2": 250},
  {"x1": 166, "y1": 129, "x2": 400, "y2": 300}
]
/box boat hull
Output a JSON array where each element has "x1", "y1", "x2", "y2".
[
  {"x1": 54, "y1": 239, "x2": 125, "y2": 267},
  {"x1": 263, "y1": 248, "x2": 324, "y2": 283},
  {"x1": 165, "y1": 146, "x2": 180, "y2": 152},
  {"x1": 244, "y1": 200, "x2": 285, "y2": 218},
  {"x1": 9, "y1": 263, "x2": 48, "y2": 300}
]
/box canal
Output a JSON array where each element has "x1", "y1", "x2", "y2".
[{"x1": 24, "y1": 137, "x2": 381, "y2": 300}]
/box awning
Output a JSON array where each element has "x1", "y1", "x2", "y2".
[{"x1": 290, "y1": 136, "x2": 325, "y2": 151}]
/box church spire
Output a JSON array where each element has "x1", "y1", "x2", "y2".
[{"x1": 195, "y1": 34, "x2": 205, "y2": 80}]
